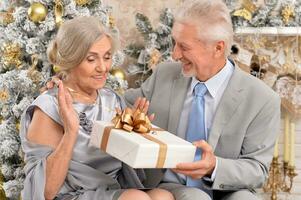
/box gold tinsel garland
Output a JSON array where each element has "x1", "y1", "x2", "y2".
[
  {"x1": 1, "y1": 43, "x2": 22, "y2": 68},
  {"x1": 281, "y1": 5, "x2": 295, "y2": 25},
  {"x1": 232, "y1": 0, "x2": 257, "y2": 21},
  {"x1": 0, "y1": 89, "x2": 9, "y2": 102},
  {"x1": 0, "y1": 8, "x2": 14, "y2": 25},
  {"x1": 27, "y1": 55, "x2": 42, "y2": 85},
  {"x1": 75, "y1": 0, "x2": 92, "y2": 6}
]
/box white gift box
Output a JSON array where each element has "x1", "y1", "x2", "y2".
[{"x1": 89, "y1": 120, "x2": 196, "y2": 168}]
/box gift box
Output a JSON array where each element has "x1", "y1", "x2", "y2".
[{"x1": 89, "y1": 108, "x2": 196, "y2": 168}]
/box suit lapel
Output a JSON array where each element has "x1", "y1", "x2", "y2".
[
  {"x1": 208, "y1": 66, "x2": 245, "y2": 150},
  {"x1": 167, "y1": 75, "x2": 191, "y2": 135}
]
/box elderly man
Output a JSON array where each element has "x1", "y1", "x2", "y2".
[{"x1": 125, "y1": 0, "x2": 281, "y2": 199}]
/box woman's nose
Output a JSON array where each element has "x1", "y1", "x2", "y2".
[{"x1": 95, "y1": 60, "x2": 106, "y2": 72}]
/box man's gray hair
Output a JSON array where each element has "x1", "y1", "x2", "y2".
[{"x1": 174, "y1": 0, "x2": 233, "y2": 57}]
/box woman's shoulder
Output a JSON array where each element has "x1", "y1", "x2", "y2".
[
  {"x1": 34, "y1": 88, "x2": 58, "y2": 105},
  {"x1": 27, "y1": 88, "x2": 62, "y2": 125}
]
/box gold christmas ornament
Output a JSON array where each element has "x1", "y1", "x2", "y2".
[
  {"x1": 110, "y1": 68, "x2": 127, "y2": 80},
  {"x1": 53, "y1": 65, "x2": 61, "y2": 73},
  {"x1": 2, "y1": 42, "x2": 22, "y2": 68},
  {"x1": 281, "y1": 5, "x2": 295, "y2": 25},
  {"x1": 0, "y1": 89, "x2": 9, "y2": 102},
  {"x1": 148, "y1": 49, "x2": 161, "y2": 69},
  {"x1": 75, "y1": 0, "x2": 92, "y2": 6},
  {"x1": 28, "y1": 2, "x2": 48, "y2": 23},
  {"x1": 0, "y1": 8, "x2": 14, "y2": 25},
  {"x1": 0, "y1": 115, "x2": 3, "y2": 124}
]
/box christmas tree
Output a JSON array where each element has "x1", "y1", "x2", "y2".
[
  {"x1": 124, "y1": 8, "x2": 174, "y2": 86},
  {"x1": 0, "y1": 0, "x2": 127, "y2": 199},
  {"x1": 226, "y1": 0, "x2": 301, "y2": 28}
]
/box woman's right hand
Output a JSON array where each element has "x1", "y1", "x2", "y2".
[{"x1": 57, "y1": 80, "x2": 79, "y2": 135}]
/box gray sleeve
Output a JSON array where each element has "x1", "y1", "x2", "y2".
[
  {"x1": 124, "y1": 66, "x2": 159, "y2": 107},
  {"x1": 20, "y1": 93, "x2": 62, "y2": 200}
]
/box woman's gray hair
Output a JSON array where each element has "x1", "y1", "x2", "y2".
[
  {"x1": 47, "y1": 16, "x2": 119, "y2": 77},
  {"x1": 174, "y1": 0, "x2": 233, "y2": 57}
]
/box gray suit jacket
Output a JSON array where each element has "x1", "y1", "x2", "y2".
[{"x1": 124, "y1": 61, "x2": 280, "y2": 193}]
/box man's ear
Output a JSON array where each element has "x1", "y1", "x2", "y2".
[{"x1": 214, "y1": 41, "x2": 225, "y2": 58}]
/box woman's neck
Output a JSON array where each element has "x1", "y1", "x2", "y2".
[{"x1": 63, "y1": 80, "x2": 98, "y2": 104}]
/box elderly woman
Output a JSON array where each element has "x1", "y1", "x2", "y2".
[{"x1": 20, "y1": 16, "x2": 175, "y2": 200}]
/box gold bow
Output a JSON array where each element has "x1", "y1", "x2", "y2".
[{"x1": 112, "y1": 108, "x2": 152, "y2": 133}]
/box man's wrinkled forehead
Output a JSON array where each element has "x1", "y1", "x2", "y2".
[{"x1": 172, "y1": 22, "x2": 201, "y2": 43}]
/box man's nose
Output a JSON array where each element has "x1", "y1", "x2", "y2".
[{"x1": 172, "y1": 43, "x2": 183, "y2": 61}]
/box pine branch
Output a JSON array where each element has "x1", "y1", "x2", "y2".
[
  {"x1": 124, "y1": 44, "x2": 144, "y2": 58},
  {"x1": 159, "y1": 8, "x2": 173, "y2": 27},
  {"x1": 135, "y1": 13, "x2": 153, "y2": 37}
]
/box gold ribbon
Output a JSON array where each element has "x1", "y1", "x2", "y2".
[
  {"x1": 112, "y1": 108, "x2": 152, "y2": 133},
  {"x1": 100, "y1": 108, "x2": 167, "y2": 168},
  {"x1": 27, "y1": 54, "x2": 42, "y2": 84}
]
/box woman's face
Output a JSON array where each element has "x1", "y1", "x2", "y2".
[{"x1": 68, "y1": 35, "x2": 112, "y2": 93}]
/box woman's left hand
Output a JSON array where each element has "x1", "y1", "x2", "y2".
[
  {"x1": 57, "y1": 80, "x2": 79, "y2": 135},
  {"x1": 134, "y1": 97, "x2": 155, "y2": 121}
]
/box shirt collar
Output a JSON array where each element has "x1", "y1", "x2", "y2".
[{"x1": 190, "y1": 59, "x2": 234, "y2": 98}]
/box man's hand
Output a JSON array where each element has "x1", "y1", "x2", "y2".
[
  {"x1": 173, "y1": 140, "x2": 216, "y2": 179},
  {"x1": 134, "y1": 97, "x2": 155, "y2": 121},
  {"x1": 40, "y1": 76, "x2": 61, "y2": 93}
]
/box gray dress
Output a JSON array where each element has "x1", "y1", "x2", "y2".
[{"x1": 20, "y1": 88, "x2": 146, "y2": 200}]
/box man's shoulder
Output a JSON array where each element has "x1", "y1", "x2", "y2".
[
  {"x1": 234, "y1": 67, "x2": 279, "y2": 101},
  {"x1": 155, "y1": 61, "x2": 182, "y2": 78}
]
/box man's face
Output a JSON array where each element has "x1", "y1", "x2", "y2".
[{"x1": 171, "y1": 22, "x2": 216, "y2": 79}]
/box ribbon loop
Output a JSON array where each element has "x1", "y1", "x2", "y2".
[{"x1": 112, "y1": 107, "x2": 151, "y2": 133}]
